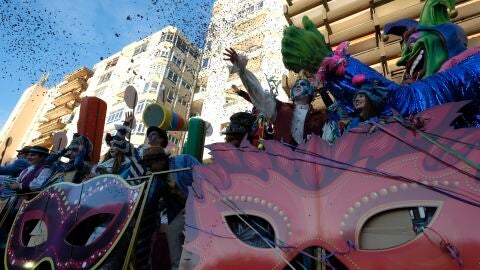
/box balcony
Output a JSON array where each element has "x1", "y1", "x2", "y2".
[
  {"x1": 31, "y1": 135, "x2": 53, "y2": 148},
  {"x1": 58, "y1": 77, "x2": 87, "y2": 94},
  {"x1": 52, "y1": 90, "x2": 81, "y2": 106},
  {"x1": 64, "y1": 67, "x2": 93, "y2": 82},
  {"x1": 37, "y1": 119, "x2": 66, "y2": 134},
  {"x1": 45, "y1": 104, "x2": 74, "y2": 120}
]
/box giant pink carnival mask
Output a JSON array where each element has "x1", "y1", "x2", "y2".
[
  {"x1": 184, "y1": 102, "x2": 480, "y2": 269},
  {"x1": 6, "y1": 175, "x2": 144, "y2": 269}
]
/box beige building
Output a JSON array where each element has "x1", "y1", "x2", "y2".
[
  {"x1": 192, "y1": 0, "x2": 289, "y2": 158},
  {"x1": 283, "y1": 0, "x2": 480, "y2": 83},
  {"x1": 0, "y1": 75, "x2": 48, "y2": 164},
  {"x1": 80, "y1": 26, "x2": 201, "y2": 155},
  {"x1": 24, "y1": 67, "x2": 93, "y2": 149}
]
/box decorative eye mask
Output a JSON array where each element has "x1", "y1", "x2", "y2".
[
  {"x1": 183, "y1": 102, "x2": 480, "y2": 269},
  {"x1": 6, "y1": 175, "x2": 144, "y2": 269}
]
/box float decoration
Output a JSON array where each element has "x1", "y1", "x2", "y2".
[
  {"x1": 184, "y1": 102, "x2": 480, "y2": 269},
  {"x1": 5, "y1": 175, "x2": 145, "y2": 270}
]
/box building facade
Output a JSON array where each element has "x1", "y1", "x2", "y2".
[
  {"x1": 24, "y1": 67, "x2": 93, "y2": 149},
  {"x1": 192, "y1": 0, "x2": 289, "y2": 158},
  {"x1": 283, "y1": 0, "x2": 480, "y2": 83},
  {"x1": 0, "y1": 75, "x2": 48, "y2": 164},
  {"x1": 80, "y1": 26, "x2": 201, "y2": 156}
]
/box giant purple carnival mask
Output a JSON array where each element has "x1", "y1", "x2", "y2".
[{"x1": 6, "y1": 175, "x2": 144, "y2": 269}]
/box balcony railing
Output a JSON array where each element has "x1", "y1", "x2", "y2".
[
  {"x1": 31, "y1": 135, "x2": 53, "y2": 148},
  {"x1": 52, "y1": 90, "x2": 81, "y2": 106},
  {"x1": 58, "y1": 77, "x2": 87, "y2": 94},
  {"x1": 64, "y1": 67, "x2": 93, "y2": 82},
  {"x1": 37, "y1": 119, "x2": 66, "y2": 134},
  {"x1": 45, "y1": 104, "x2": 74, "y2": 120}
]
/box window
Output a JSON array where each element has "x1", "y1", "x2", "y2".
[
  {"x1": 178, "y1": 96, "x2": 188, "y2": 106},
  {"x1": 256, "y1": 1, "x2": 263, "y2": 9},
  {"x1": 189, "y1": 48, "x2": 199, "y2": 59},
  {"x1": 134, "y1": 123, "x2": 146, "y2": 135},
  {"x1": 166, "y1": 89, "x2": 176, "y2": 103},
  {"x1": 166, "y1": 69, "x2": 179, "y2": 83},
  {"x1": 133, "y1": 42, "x2": 148, "y2": 56},
  {"x1": 171, "y1": 54, "x2": 183, "y2": 68},
  {"x1": 201, "y1": 58, "x2": 210, "y2": 69},
  {"x1": 205, "y1": 41, "x2": 212, "y2": 51},
  {"x1": 97, "y1": 72, "x2": 112, "y2": 85},
  {"x1": 95, "y1": 86, "x2": 107, "y2": 97},
  {"x1": 155, "y1": 50, "x2": 170, "y2": 58},
  {"x1": 175, "y1": 37, "x2": 188, "y2": 53},
  {"x1": 181, "y1": 80, "x2": 191, "y2": 90},
  {"x1": 160, "y1": 32, "x2": 175, "y2": 42},
  {"x1": 185, "y1": 64, "x2": 196, "y2": 76},
  {"x1": 106, "y1": 109, "x2": 124, "y2": 124},
  {"x1": 135, "y1": 100, "x2": 152, "y2": 114},
  {"x1": 105, "y1": 57, "x2": 119, "y2": 70},
  {"x1": 143, "y1": 81, "x2": 160, "y2": 93},
  {"x1": 121, "y1": 77, "x2": 135, "y2": 87}
]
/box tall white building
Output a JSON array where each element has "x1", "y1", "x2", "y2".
[
  {"x1": 191, "y1": 0, "x2": 288, "y2": 158},
  {"x1": 76, "y1": 26, "x2": 201, "y2": 156}
]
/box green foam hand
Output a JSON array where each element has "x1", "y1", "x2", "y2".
[{"x1": 281, "y1": 16, "x2": 331, "y2": 73}]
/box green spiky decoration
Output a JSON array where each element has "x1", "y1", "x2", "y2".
[
  {"x1": 281, "y1": 16, "x2": 331, "y2": 73},
  {"x1": 419, "y1": 0, "x2": 457, "y2": 26}
]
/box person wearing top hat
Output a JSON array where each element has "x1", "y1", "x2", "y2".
[
  {"x1": 322, "y1": 80, "x2": 389, "y2": 144},
  {"x1": 0, "y1": 146, "x2": 31, "y2": 178},
  {"x1": 223, "y1": 112, "x2": 256, "y2": 148},
  {"x1": 8, "y1": 146, "x2": 52, "y2": 193},
  {"x1": 139, "y1": 145, "x2": 200, "y2": 270},
  {"x1": 121, "y1": 111, "x2": 169, "y2": 158}
]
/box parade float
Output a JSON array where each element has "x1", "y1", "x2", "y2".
[{"x1": 1, "y1": 0, "x2": 480, "y2": 269}]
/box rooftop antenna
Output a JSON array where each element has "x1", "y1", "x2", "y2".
[{"x1": 36, "y1": 73, "x2": 49, "y2": 86}]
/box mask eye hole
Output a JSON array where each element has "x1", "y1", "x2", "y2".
[
  {"x1": 359, "y1": 206, "x2": 437, "y2": 250},
  {"x1": 66, "y1": 213, "x2": 114, "y2": 246},
  {"x1": 225, "y1": 215, "x2": 275, "y2": 249},
  {"x1": 22, "y1": 219, "x2": 48, "y2": 247}
]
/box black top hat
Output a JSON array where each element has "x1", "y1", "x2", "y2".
[
  {"x1": 146, "y1": 126, "x2": 169, "y2": 148},
  {"x1": 28, "y1": 146, "x2": 50, "y2": 156}
]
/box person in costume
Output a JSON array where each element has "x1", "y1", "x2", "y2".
[
  {"x1": 323, "y1": 80, "x2": 389, "y2": 143},
  {"x1": 47, "y1": 134, "x2": 93, "y2": 184},
  {"x1": 140, "y1": 146, "x2": 200, "y2": 270},
  {"x1": 122, "y1": 111, "x2": 169, "y2": 157},
  {"x1": 224, "y1": 48, "x2": 328, "y2": 146},
  {"x1": 281, "y1": 0, "x2": 480, "y2": 127},
  {"x1": 223, "y1": 112, "x2": 256, "y2": 147},
  {"x1": 93, "y1": 124, "x2": 144, "y2": 179},
  {"x1": 7, "y1": 146, "x2": 52, "y2": 193},
  {"x1": 0, "y1": 146, "x2": 31, "y2": 177}
]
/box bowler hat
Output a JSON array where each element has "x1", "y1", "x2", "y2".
[
  {"x1": 16, "y1": 146, "x2": 32, "y2": 153},
  {"x1": 28, "y1": 146, "x2": 50, "y2": 156}
]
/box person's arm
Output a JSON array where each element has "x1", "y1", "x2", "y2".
[
  {"x1": 45, "y1": 149, "x2": 68, "y2": 165},
  {"x1": 224, "y1": 48, "x2": 277, "y2": 121},
  {"x1": 0, "y1": 159, "x2": 27, "y2": 176}
]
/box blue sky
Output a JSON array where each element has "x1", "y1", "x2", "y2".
[{"x1": 0, "y1": 0, "x2": 214, "y2": 128}]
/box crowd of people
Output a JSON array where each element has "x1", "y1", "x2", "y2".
[
  {"x1": 222, "y1": 48, "x2": 389, "y2": 149},
  {"x1": 0, "y1": 114, "x2": 200, "y2": 269}
]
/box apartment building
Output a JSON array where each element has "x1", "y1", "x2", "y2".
[{"x1": 79, "y1": 26, "x2": 201, "y2": 155}]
